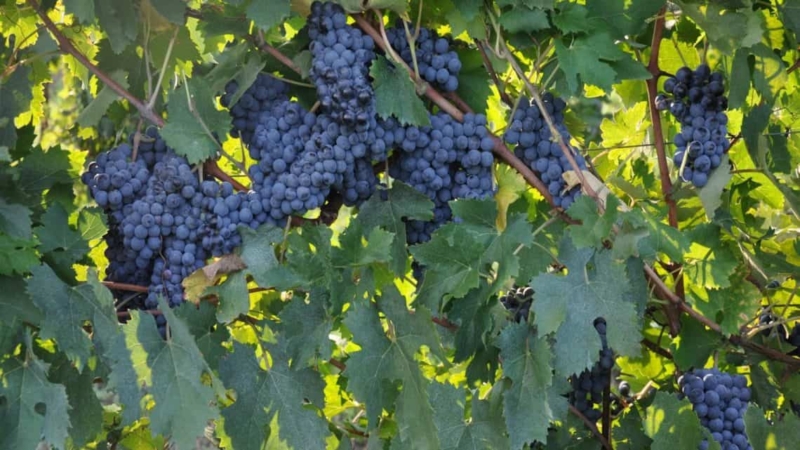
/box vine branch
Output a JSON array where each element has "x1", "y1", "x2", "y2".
[{"x1": 569, "y1": 404, "x2": 613, "y2": 450}]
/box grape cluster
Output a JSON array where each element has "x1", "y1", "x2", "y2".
[
  {"x1": 83, "y1": 130, "x2": 270, "y2": 336},
  {"x1": 220, "y1": 74, "x2": 289, "y2": 146},
  {"x1": 307, "y1": 1, "x2": 376, "y2": 131},
  {"x1": 678, "y1": 368, "x2": 752, "y2": 450},
  {"x1": 504, "y1": 94, "x2": 586, "y2": 209},
  {"x1": 390, "y1": 112, "x2": 495, "y2": 244},
  {"x1": 568, "y1": 318, "x2": 614, "y2": 422},
  {"x1": 385, "y1": 24, "x2": 462, "y2": 92},
  {"x1": 656, "y1": 64, "x2": 730, "y2": 188},
  {"x1": 499, "y1": 285, "x2": 533, "y2": 322}
]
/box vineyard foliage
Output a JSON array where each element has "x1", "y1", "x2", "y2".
[{"x1": 4, "y1": 0, "x2": 800, "y2": 449}]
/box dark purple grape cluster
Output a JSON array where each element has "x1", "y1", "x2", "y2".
[
  {"x1": 678, "y1": 368, "x2": 752, "y2": 450},
  {"x1": 385, "y1": 24, "x2": 462, "y2": 92},
  {"x1": 504, "y1": 94, "x2": 586, "y2": 209},
  {"x1": 499, "y1": 285, "x2": 533, "y2": 322},
  {"x1": 568, "y1": 318, "x2": 614, "y2": 422},
  {"x1": 307, "y1": 1, "x2": 376, "y2": 131},
  {"x1": 390, "y1": 112, "x2": 495, "y2": 244},
  {"x1": 657, "y1": 64, "x2": 730, "y2": 188},
  {"x1": 220, "y1": 74, "x2": 289, "y2": 146}
]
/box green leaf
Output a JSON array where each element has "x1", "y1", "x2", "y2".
[
  {"x1": 0, "y1": 235, "x2": 38, "y2": 276},
  {"x1": 366, "y1": 0, "x2": 407, "y2": 16},
  {"x1": 613, "y1": 406, "x2": 653, "y2": 450},
  {"x1": 173, "y1": 301, "x2": 230, "y2": 372},
  {"x1": 26, "y1": 265, "x2": 94, "y2": 369},
  {"x1": 781, "y1": 2, "x2": 800, "y2": 44},
  {"x1": 124, "y1": 297, "x2": 219, "y2": 450},
  {"x1": 95, "y1": 0, "x2": 139, "y2": 54},
  {"x1": 428, "y1": 382, "x2": 509, "y2": 449},
  {"x1": 370, "y1": 57, "x2": 431, "y2": 127},
  {"x1": 567, "y1": 195, "x2": 620, "y2": 248},
  {"x1": 277, "y1": 289, "x2": 333, "y2": 368},
  {"x1": 207, "y1": 45, "x2": 265, "y2": 106},
  {"x1": 498, "y1": 6, "x2": 549, "y2": 34},
  {"x1": 357, "y1": 181, "x2": 434, "y2": 276},
  {"x1": 745, "y1": 404, "x2": 800, "y2": 450},
  {"x1": 77, "y1": 70, "x2": 129, "y2": 128},
  {"x1": 698, "y1": 278, "x2": 761, "y2": 336},
  {"x1": 497, "y1": 322, "x2": 555, "y2": 447},
  {"x1": 220, "y1": 341, "x2": 329, "y2": 450},
  {"x1": 552, "y1": 3, "x2": 590, "y2": 34},
  {"x1": 750, "y1": 43, "x2": 787, "y2": 103},
  {"x1": 48, "y1": 353, "x2": 103, "y2": 447},
  {"x1": 698, "y1": 155, "x2": 732, "y2": 218},
  {"x1": 683, "y1": 224, "x2": 738, "y2": 289},
  {"x1": 0, "y1": 352, "x2": 71, "y2": 450},
  {"x1": 162, "y1": 79, "x2": 230, "y2": 165},
  {"x1": 554, "y1": 32, "x2": 644, "y2": 93},
  {"x1": 727, "y1": 48, "x2": 750, "y2": 109},
  {"x1": 670, "y1": 316, "x2": 719, "y2": 370},
  {"x1": 17, "y1": 146, "x2": 72, "y2": 198},
  {"x1": 209, "y1": 270, "x2": 249, "y2": 323},
  {"x1": 642, "y1": 392, "x2": 705, "y2": 450},
  {"x1": 63, "y1": 0, "x2": 94, "y2": 23},
  {"x1": 34, "y1": 203, "x2": 89, "y2": 261},
  {"x1": 238, "y1": 225, "x2": 287, "y2": 288},
  {"x1": 0, "y1": 275, "x2": 43, "y2": 325},
  {"x1": 0, "y1": 65, "x2": 32, "y2": 152},
  {"x1": 586, "y1": 0, "x2": 665, "y2": 39},
  {"x1": 77, "y1": 207, "x2": 108, "y2": 242},
  {"x1": 531, "y1": 238, "x2": 640, "y2": 376},
  {"x1": 676, "y1": 2, "x2": 762, "y2": 54},
  {"x1": 343, "y1": 289, "x2": 440, "y2": 448},
  {"x1": 147, "y1": 0, "x2": 187, "y2": 24},
  {"x1": 246, "y1": 0, "x2": 290, "y2": 30},
  {"x1": 0, "y1": 199, "x2": 32, "y2": 239},
  {"x1": 332, "y1": 223, "x2": 395, "y2": 268}
]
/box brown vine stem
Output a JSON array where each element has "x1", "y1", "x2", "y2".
[
  {"x1": 255, "y1": 31, "x2": 302, "y2": 75},
  {"x1": 103, "y1": 281, "x2": 149, "y2": 293},
  {"x1": 28, "y1": 0, "x2": 165, "y2": 127},
  {"x1": 350, "y1": 14, "x2": 555, "y2": 206},
  {"x1": 569, "y1": 404, "x2": 612, "y2": 450},
  {"x1": 203, "y1": 160, "x2": 249, "y2": 192},
  {"x1": 645, "y1": 6, "x2": 682, "y2": 337},
  {"x1": 641, "y1": 338, "x2": 673, "y2": 360},
  {"x1": 475, "y1": 39, "x2": 514, "y2": 107}
]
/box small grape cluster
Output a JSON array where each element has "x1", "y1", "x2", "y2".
[
  {"x1": 390, "y1": 112, "x2": 495, "y2": 244},
  {"x1": 385, "y1": 24, "x2": 462, "y2": 92},
  {"x1": 499, "y1": 285, "x2": 533, "y2": 322},
  {"x1": 221, "y1": 74, "x2": 289, "y2": 146},
  {"x1": 656, "y1": 64, "x2": 730, "y2": 188},
  {"x1": 678, "y1": 368, "x2": 752, "y2": 450},
  {"x1": 307, "y1": 1, "x2": 376, "y2": 131},
  {"x1": 568, "y1": 318, "x2": 614, "y2": 422},
  {"x1": 504, "y1": 94, "x2": 586, "y2": 209}
]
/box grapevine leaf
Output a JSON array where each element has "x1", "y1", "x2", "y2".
[
  {"x1": 531, "y1": 238, "x2": 639, "y2": 376},
  {"x1": 615, "y1": 209, "x2": 690, "y2": 262},
  {"x1": 247, "y1": 0, "x2": 290, "y2": 30},
  {"x1": 670, "y1": 316, "x2": 719, "y2": 370},
  {"x1": 698, "y1": 155, "x2": 732, "y2": 218},
  {"x1": 95, "y1": 0, "x2": 139, "y2": 54},
  {"x1": 552, "y1": 3, "x2": 590, "y2": 34},
  {"x1": 0, "y1": 235, "x2": 38, "y2": 276},
  {"x1": 343, "y1": 290, "x2": 439, "y2": 448},
  {"x1": 454, "y1": 48, "x2": 495, "y2": 113},
  {"x1": 642, "y1": 393, "x2": 705, "y2": 450},
  {"x1": 332, "y1": 223, "x2": 394, "y2": 268},
  {"x1": 0, "y1": 353, "x2": 70, "y2": 450},
  {"x1": 567, "y1": 195, "x2": 620, "y2": 248},
  {"x1": 162, "y1": 79, "x2": 230, "y2": 165},
  {"x1": 728, "y1": 49, "x2": 750, "y2": 109},
  {"x1": 209, "y1": 270, "x2": 249, "y2": 323},
  {"x1": 77, "y1": 207, "x2": 107, "y2": 242},
  {"x1": 85, "y1": 275, "x2": 143, "y2": 425},
  {"x1": 17, "y1": 146, "x2": 72, "y2": 197},
  {"x1": 683, "y1": 224, "x2": 738, "y2": 289},
  {"x1": 586, "y1": 0, "x2": 665, "y2": 39},
  {"x1": 613, "y1": 406, "x2": 653, "y2": 450},
  {"x1": 48, "y1": 353, "x2": 103, "y2": 447},
  {"x1": 220, "y1": 341, "x2": 329, "y2": 450},
  {"x1": 698, "y1": 277, "x2": 761, "y2": 336},
  {"x1": 357, "y1": 182, "x2": 434, "y2": 276},
  {"x1": 498, "y1": 7, "x2": 549, "y2": 34},
  {"x1": 34, "y1": 203, "x2": 89, "y2": 261},
  {"x1": 63, "y1": 0, "x2": 94, "y2": 23},
  {"x1": 277, "y1": 289, "x2": 333, "y2": 368},
  {"x1": 428, "y1": 382, "x2": 509, "y2": 450},
  {"x1": 0, "y1": 199, "x2": 32, "y2": 239},
  {"x1": 497, "y1": 322, "x2": 554, "y2": 448},
  {"x1": 750, "y1": 43, "x2": 787, "y2": 103},
  {"x1": 146, "y1": 0, "x2": 187, "y2": 24},
  {"x1": 206, "y1": 43, "x2": 258, "y2": 98},
  {"x1": 281, "y1": 225, "x2": 335, "y2": 288},
  {"x1": 174, "y1": 301, "x2": 230, "y2": 372},
  {"x1": 125, "y1": 297, "x2": 219, "y2": 450},
  {"x1": 26, "y1": 264, "x2": 93, "y2": 370},
  {"x1": 554, "y1": 33, "x2": 636, "y2": 93},
  {"x1": 0, "y1": 65, "x2": 31, "y2": 152},
  {"x1": 238, "y1": 225, "x2": 287, "y2": 288},
  {"x1": 370, "y1": 57, "x2": 431, "y2": 127},
  {"x1": 0, "y1": 275, "x2": 42, "y2": 325},
  {"x1": 781, "y1": 3, "x2": 800, "y2": 44},
  {"x1": 676, "y1": 2, "x2": 762, "y2": 54},
  {"x1": 749, "y1": 364, "x2": 780, "y2": 412},
  {"x1": 745, "y1": 404, "x2": 800, "y2": 450},
  {"x1": 77, "y1": 70, "x2": 129, "y2": 127},
  {"x1": 449, "y1": 282, "x2": 495, "y2": 362}
]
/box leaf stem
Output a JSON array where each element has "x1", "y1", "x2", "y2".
[{"x1": 146, "y1": 26, "x2": 179, "y2": 110}]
